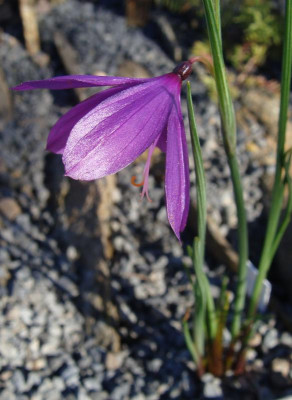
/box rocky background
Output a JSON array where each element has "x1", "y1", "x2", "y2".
[{"x1": 0, "y1": 0, "x2": 291, "y2": 399}]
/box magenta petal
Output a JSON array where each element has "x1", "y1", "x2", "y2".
[
  {"x1": 180, "y1": 119, "x2": 191, "y2": 231},
  {"x1": 12, "y1": 75, "x2": 150, "y2": 91},
  {"x1": 156, "y1": 127, "x2": 167, "y2": 153},
  {"x1": 165, "y1": 97, "x2": 190, "y2": 240},
  {"x1": 47, "y1": 85, "x2": 130, "y2": 154},
  {"x1": 63, "y1": 78, "x2": 175, "y2": 180}
]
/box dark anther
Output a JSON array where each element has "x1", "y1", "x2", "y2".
[{"x1": 173, "y1": 61, "x2": 193, "y2": 81}]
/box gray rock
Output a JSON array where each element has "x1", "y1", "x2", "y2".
[
  {"x1": 203, "y1": 379, "x2": 223, "y2": 399},
  {"x1": 61, "y1": 364, "x2": 80, "y2": 386},
  {"x1": 111, "y1": 382, "x2": 131, "y2": 400},
  {"x1": 147, "y1": 358, "x2": 163, "y2": 373},
  {"x1": 26, "y1": 372, "x2": 42, "y2": 391},
  {"x1": 83, "y1": 377, "x2": 102, "y2": 392},
  {"x1": 280, "y1": 332, "x2": 292, "y2": 347},
  {"x1": 263, "y1": 329, "x2": 279, "y2": 352},
  {"x1": 11, "y1": 369, "x2": 26, "y2": 394}
]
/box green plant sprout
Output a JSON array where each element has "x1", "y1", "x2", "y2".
[{"x1": 183, "y1": 0, "x2": 292, "y2": 375}]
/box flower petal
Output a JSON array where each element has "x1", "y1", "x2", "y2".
[
  {"x1": 165, "y1": 96, "x2": 190, "y2": 240},
  {"x1": 47, "y1": 85, "x2": 131, "y2": 154},
  {"x1": 180, "y1": 121, "x2": 191, "y2": 231},
  {"x1": 156, "y1": 127, "x2": 167, "y2": 153},
  {"x1": 12, "y1": 75, "x2": 151, "y2": 91},
  {"x1": 63, "y1": 78, "x2": 175, "y2": 180}
]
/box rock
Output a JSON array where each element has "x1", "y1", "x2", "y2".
[
  {"x1": 51, "y1": 376, "x2": 65, "y2": 392},
  {"x1": 131, "y1": 395, "x2": 146, "y2": 400},
  {"x1": 271, "y1": 358, "x2": 291, "y2": 382},
  {"x1": 0, "y1": 369, "x2": 13, "y2": 381},
  {"x1": 26, "y1": 372, "x2": 42, "y2": 391},
  {"x1": 147, "y1": 358, "x2": 163, "y2": 373},
  {"x1": 0, "y1": 264, "x2": 11, "y2": 286},
  {"x1": 119, "y1": 302, "x2": 138, "y2": 324},
  {"x1": 0, "y1": 198, "x2": 21, "y2": 220},
  {"x1": 275, "y1": 357, "x2": 291, "y2": 374},
  {"x1": 117, "y1": 60, "x2": 151, "y2": 78},
  {"x1": 105, "y1": 351, "x2": 125, "y2": 371},
  {"x1": 202, "y1": 374, "x2": 223, "y2": 399},
  {"x1": 249, "y1": 332, "x2": 262, "y2": 347},
  {"x1": 0, "y1": 389, "x2": 17, "y2": 400},
  {"x1": 61, "y1": 364, "x2": 80, "y2": 386},
  {"x1": 58, "y1": 276, "x2": 79, "y2": 297},
  {"x1": 11, "y1": 369, "x2": 26, "y2": 394},
  {"x1": 241, "y1": 88, "x2": 280, "y2": 138},
  {"x1": 83, "y1": 377, "x2": 102, "y2": 392},
  {"x1": 26, "y1": 358, "x2": 46, "y2": 371},
  {"x1": 258, "y1": 323, "x2": 269, "y2": 336},
  {"x1": 280, "y1": 332, "x2": 292, "y2": 347},
  {"x1": 66, "y1": 245, "x2": 79, "y2": 261},
  {"x1": 110, "y1": 382, "x2": 131, "y2": 400},
  {"x1": 253, "y1": 359, "x2": 264, "y2": 370},
  {"x1": 263, "y1": 329, "x2": 279, "y2": 352},
  {"x1": 246, "y1": 348, "x2": 257, "y2": 362}
]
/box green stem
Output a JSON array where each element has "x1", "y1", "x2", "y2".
[
  {"x1": 183, "y1": 318, "x2": 200, "y2": 365},
  {"x1": 187, "y1": 82, "x2": 207, "y2": 264},
  {"x1": 193, "y1": 238, "x2": 206, "y2": 355},
  {"x1": 201, "y1": 0, "x2": 248, "y2": 339},
  {"x1": 229, "y1": 153, "x2": 248, "y2": 339},
  {"x1": 269, "y1": 205, "x2": 292, "y2": 265},
  {"x1": 213, "y1": 0, "x2": 221, "y2": 44},
  {"x1": 186, "y1": 84, "x2": 217, "y2": 342},
  {"x1": 201, "y1": 0, "x2": 236, "y2": 152},
  {"x1": 269, "y1": 161, "x2": 292, "y2": 261},
  {"x1": 248, "y1": 0, "x2": 292, "y2": 319}
]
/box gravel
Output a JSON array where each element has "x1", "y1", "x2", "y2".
[{"x1": 0, "y1": 1, "x2": 292, "y2": 399}]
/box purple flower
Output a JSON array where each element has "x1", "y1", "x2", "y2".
[{"x1": 13, "y1": 60, "x2": 195, "y2": 239}]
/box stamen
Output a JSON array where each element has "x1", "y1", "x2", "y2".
[
  {"x1": 140, "y1": 166, "x2": 152, "y2": 202},
  {"x1": 131, "y1": 137, "x2": 160, "y2": 203},
  {"x1": 131, "y1": 175, "x2": 144, "y2": 187}
]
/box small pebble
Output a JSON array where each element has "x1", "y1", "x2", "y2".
[
  {"x1": 271, "y1": 358, "x2": 290, "y2": 378},
  {"x1": 203, "y1": 376, "x2": 223, "y2": 399},
  {"x1": 249, "y1": 332, "x2": 262, "y2": 347},
  {"x1": 0, "y1": 198, "x2": 21, "y2": 220},
  {"x1": 263, "y1": 328, "x2": 279, "y2": 352},
  {"x1": 280, "y1": 332, "x2": 292, "y2": 347},
  {"x1": 105, "y1": 352, "x2": 124, "y2": 371}
]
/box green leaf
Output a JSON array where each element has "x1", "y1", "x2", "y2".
[
  {"x1": 200, "y1": 0, "x2": 236, "y2": 152},
  {"x1": 248, "y1": 0, "x2": 292, "y2": 319},
  {"x1": 193, "y1": 237, "x2": 206, "y2": 356},
  {"x1": 201, "y1": 0, "x2": 248, "y2": 340},
  {"x1": 186, "y1": 82, "x2": 207, "y2": 264},
  {"x1": 269, "y1": 150, "x2": 292, "y2": 260},
  {"x1": 182, "y1": 317, "x2": 200, "y2": 365},
  {"x1": 186, "y1": 83, "x2": 217, "y2": 341}
]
